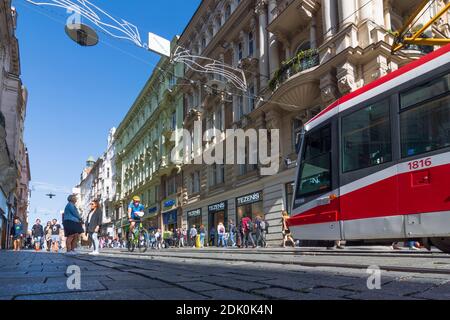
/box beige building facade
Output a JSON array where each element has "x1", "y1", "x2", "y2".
[
  {"x1": 0, "y1": 1, "x2": 30, "y2": 247},
  {"x1": 178, "y1": 0, "x2": 447, "y2": 246}
]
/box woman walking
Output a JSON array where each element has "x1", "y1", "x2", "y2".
[
  {"x1": 44, "y1": 221, "x2": 52, "y2": 252},
  {"x1": 86, "y1": 199, "x2": 103, "y2": 255},
  {"x1": 63, "y1": 194, "x2": 84, "y2": 255},
  {"x1": 199, "y1": 224, "x2": 206, "y2": 248},
  {"x1": 281, "y1": 211, "x2": 295, "y2": 248}
]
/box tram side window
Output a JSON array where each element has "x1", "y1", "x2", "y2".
[
  {"x1": 296, "y1": 125, "x2": 332, "y2": 198},
  {"x1": 342, "y1": 100, "x2": 392, "y2": 173},
  {"x1": 400, "y1": 74, "x2": 450, "y2": 158}
]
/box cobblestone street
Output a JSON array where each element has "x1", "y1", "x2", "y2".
[{"x1": 1, "y1": 249, "x2": 450, "y2": 300}]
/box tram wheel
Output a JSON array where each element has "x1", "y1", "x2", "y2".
[{"x1": 430, "y1": 237, "x2": 450, "y2": 253}]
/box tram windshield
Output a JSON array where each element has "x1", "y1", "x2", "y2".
[{"x1": 296, "y1": 125, "x2": 332, "y2": 199}]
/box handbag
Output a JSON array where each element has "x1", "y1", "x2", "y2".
[{"x1": 80, "y1": 232, "x2": 89, "y2": 242}]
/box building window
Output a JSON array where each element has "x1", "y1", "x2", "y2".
[
  {"x1": 202, "y1": 38, "x2": 206, "y2": 50},
  {"x1": 342, "y1": 100, "x2": 392, "y2": 172},
  {"x1": 248, "y1": 85, "x2": 255, "y2": 112},
  {"x1": 171, "y1": 112, "x2": 177, "y2": 131},
  {"x1": 248, "y1": 32, "x2": 254, "y2": 56},
  {"x1": 166, "y1": 176, "x2": 177, "y2": 196},
  {"x1": 237, "y1": 96, "x2": 244, "y2": 120},
  {"x1": 225, "y1": 4, "x2": 231, "y2": 19},
  {"x1": 107, "y1": 168, "x2": 110, "y2": 178},
  {"x1": 215, "y1": 107, "x2": 224, "y2": 131}
]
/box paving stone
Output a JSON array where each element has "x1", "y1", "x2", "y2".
[
  {"x1": 138, "y1": 288, "x2": 209, "y2": 300},
  {"x1": 252, "y1": 287, "x2": 299, "y2": 299},
  {"x1": 411, "y1": 283, "x2": 450, "y2": 300},
  {"x1": 218, "y1": 280, "x2": 271, "y2": 292},
  {"x1": 346, "y1": 291, "x2": 425, "y2": 300},
  {"x1": 100, "y1": 279, "x2": 173, "y2": 290},
  {"x1": 15, "y1": 289, "x2": 148, "y2": 300},
  {"x1": 380, "y1": 280, "x2": 439, "y2": 296},
  {"x1": 0, "y1": 277, "x2": 46, "y2": 285},
  {"x1": 202, "y1": 289, "x2": 266, "y2": 300},
  {"x1": 0, "y1": 280, "x2": 106, "y2": 297},
  {"x1": 176, "y1": 281, "x2": 224, "y2": 292}
]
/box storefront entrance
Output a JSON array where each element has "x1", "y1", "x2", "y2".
[
  {"x1": 208, "y1": 201, "x2": 227, "y2": 246},
  {"x1": 163, "y1": 210, "x2": 177, "y2": 232},
  {"x1": 236, "y1": 191, "x2": 264, "y2": 222},
  {"x1": 187, "y1": 208, "x2": 202, "y2": 231}
]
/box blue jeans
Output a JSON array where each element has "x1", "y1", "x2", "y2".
[
  {"x1": 91, "y1": 233, "x2": 99, "y2": 252},
  {"x1": 218, "y1": 234, "x2": 225, "y2": 247},
  {"x1": 200, "y1": 233, "x2": 205, "y2": 247},
  {"x1": 229, "y1": 233, "x2": 236, "y2": 246}
]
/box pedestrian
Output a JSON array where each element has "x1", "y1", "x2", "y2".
[
  {"x1": 242, "y1": 215, "x2": 256, "y2": 248},
  {"x1": 181, "y1": 227, "x2": 187, "y2": 247},
  {"x1": 236, "y1": 220, "x2": 244, "y2": 248},
  {"x1": 86, "y1": 199, "x2": 102, "y2": 255},
  {"x1": 209, "y1": 226, "x2": 216, "y2": 247},
  {"x1": 281, "y1": 211, "x2": 295, "y2": 248},
  {"x1": 10, "y1": 217, "x2": 24, "y2": 251},
  {"x1": 155, "y1": 229, "x2": 162, "y2": 250},
  {"x1": 31, "y1": 218, "x2": 44, "y2": 251},
  {"x1": 63, "y1": 194, "x2": 84, "y2": 255},
  {"x1": 255, "y1": 216, "x2": 267, "y2": 248},
  {"x1": 189, "y1": 225, "x2": 198, "y2": 248},
  {"x1": 44, "y1": 221, "x2": 52, "y2": 252},
  {"x1": 217, "y1": 222, "x2": 226, "y2": 247},
  {"x1": 50, "y1": 219, "x2": 62, "y2": 253},
  {"x1": 199, "y1": 224, "x2": 206, "y2": 248},
  {"x1": 228, "y1": 219, "x2": 236, "y2": 247}
]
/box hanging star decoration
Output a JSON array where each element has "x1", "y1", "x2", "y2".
[{"x1": 26, "y1": 0, "x2": 144, "y2": 48}]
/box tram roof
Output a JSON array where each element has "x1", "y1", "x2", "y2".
[{"x1": 305, "y1": 43, "x2": 450, "y2": 131}]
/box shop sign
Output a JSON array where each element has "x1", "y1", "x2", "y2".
[
  {"x1": 162, "y1": 198, "x2": 177, "y2": 213},
  {"x1": 208, "y1": 201, "x2": 226, "y2": 213},
  {"x1": 237, "y1": 191, "x2": 262, "y2": 206},
  {"x1": 187, "y1": 208, "x2": 202, "y2": 218}
]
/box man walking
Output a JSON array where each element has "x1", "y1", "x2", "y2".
[
  {"x1": 242, "y1": 215, "x2": 255, "y2": 248},
  {"x1": 189, "y1": 225, "x2": 197, "y2": 248},
  {"x1": 31, "y1": 219, "x2": 44, "y2": 251}
]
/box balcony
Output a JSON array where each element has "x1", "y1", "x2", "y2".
[
  {"x1": 267, "y1": 0, "x2": 320, "y2": 39},
  {"x1": 268, "y1": 49, "x2": 320, "y2": 111},
  {"x1": 269, "y1": 49, "x2": 319, "y2": 91}
]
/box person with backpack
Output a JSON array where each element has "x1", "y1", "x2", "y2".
[
  {"x1": 217, "y1": 222, "x2": 226, "y2": 247},
  {"x1": 241, "y1": 215, "x2": 255, "y2": 248}
]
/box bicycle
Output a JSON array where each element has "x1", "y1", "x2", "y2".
[{"x1": 127, "y1": 220, "x2": 149, "y2": 253}]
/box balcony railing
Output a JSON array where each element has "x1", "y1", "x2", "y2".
[{"x1": 269, "y1": 49, "x2": 319, "y2": 92}]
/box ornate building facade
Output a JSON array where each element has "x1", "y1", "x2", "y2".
[
  {"x1": 0, "y1": 1, "x2": 30, "y2": 248},
  {"x1": 113, "y1": 39, "x2": 185, "y2": 237},
  {"x1": 177, "y1": 0, "x2": 446, "y2": 246}
]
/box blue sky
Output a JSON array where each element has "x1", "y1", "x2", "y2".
[{"x1": 12, "y1": 0, "x2": 200, "y2": 227}]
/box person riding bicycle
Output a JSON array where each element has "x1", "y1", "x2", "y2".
[{"x1": 128, "y1": 196, "x2": 145, "y2": 236}]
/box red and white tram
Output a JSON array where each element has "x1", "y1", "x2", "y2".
[{"x1": 288, "y1": 44, "x2": 450, "y2": 253}]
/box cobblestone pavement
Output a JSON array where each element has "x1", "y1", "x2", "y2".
[{"x1": 0, "y1": 250, "x2": 449, "y2": 300}]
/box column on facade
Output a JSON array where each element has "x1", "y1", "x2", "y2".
[
  {"x1": 372, "y1": 0, "x2": 385, "y2": 27},
  {"x1": 256, "y1": 0, "x2": 269, "y2": 88},
  {"x1": 322, "y1": 0, "x2": 338, "y2": 41},
  {"x1": 383, "y1": 0, "x2": 391, "y2": 30},
  {"x1": 338, "y1": 0, "x2": 356, "y2": 29},
  {"x1": 213, "y1": 14, "x2": 221, "y2": 35},
  {"x1": 359, "y1": 0, "x2": 372, "y2": 23},
  {"x1": 239, "y1": 30, "x2": 248, "y2": 60},
  {"x1": 310, "y1": 15, "x2": 318, "y2": 49},
  {"x1": 268, "y1": 0, "x2": 279, "y2": 78}
]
